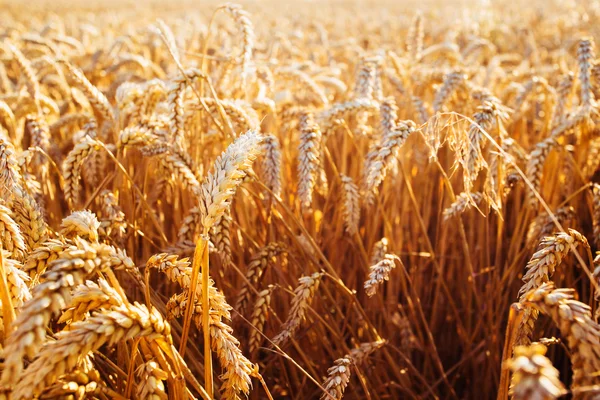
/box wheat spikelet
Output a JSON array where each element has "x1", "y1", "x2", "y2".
[
  {"x1": 433, "y1": 71, "x2": 466, "y2": 113},
  {"x1": 515, "y1": 229, "x2": 589, "y2": 346},
  {"x1": 273, "y1": 272, "x2": 324, "y2": 346},
  {"x1": 523, "y1": 282, "x2": 600, "y2": 392},
  {"x1": 0, "y1": 203, "x2": 26, "y2": 261},
  {"x1": 13, "y1": 302, "x2": 171, "y2": 399},
  {"x1": 136, "y1": 360, "x2": 168, "y2": 400},
  {"x1": 0, "y1": 137, "x2": 22, "y2": 199},
  {"x1": 60, "y1": 210, "x2": 101, "y2": 243},
  {"x1": 199, "y1": 130, "x2": 262, "y2": 233},
  {"x1": 340, "y1": 174, "x2": 359, "y2": 235},
  {"x1": 506, "y1": 344, "x2": 566, "y2": 400},
  {"x1": 364, "y1": 254, "x2": 400, "y2": 297},
  {"x1": 63, "y1": 135, "x2": 102, "y2": 208},
  {"x1": 235, "y1": 242, "x2": 287, "y2": 315},
  {"x1": 406, "y1": 12, "x2": 424, "y2": 61},
  {"x1": 58, "y1": 278, "x2": 123, "y2": 325},
  {"x1": 443, "y1": 192, "x2": 484, "y2": 221},
  {"x1": 370, "y1": 237, "x2": 388, "y2": 265},
  {"x1": 22, "y1": 238, "x2": 70, "y2": 281},
  {"x1": 526, "y1": 136, "x2": 557, "y2": 208},
  {"x1": 297, "y1": 111, "x2": 322, "y2": 211},
  {"x1": 167, "y1": 292, "x2": 254, "y2": 398},
  {"x1": 10, "y1": 187, "x2": 49, "y2": 252},
  {"x1": 363, "y1": 120, "x2": 416, "y2": 202},
  {"x1": 219, "y1": 3, "x2": 255, "y2": 87},
  {"x1": 97, "y1": 190, "x2": 127, "y2": 244},
  {"x1": 320, "y1": 340, "x2": 386, "y2": 400},
  {"x1": 60, "y1": 61, "x2": 115, "y2": 125},
  {"x1": 317, "y1": 99, "x2": 379, "y2": 133},
  {"x1": 259, "y1": 134, "x2": 282, "y2": 197},
  {"x1": 577, "y1": 37, "x2": 595, "y2": 110},
  {"x1": 210, "y1": 211, "x2": 232, "y2": 267},
  {"x1": 1, "y1": 251, "x2": 31, "y2": 308},
  {"x1": 2, "y1": 239, "x2": 133, "y2": 386},
  {"x1": 249, "y1": 285, "x2": 275, "y2": 353}
]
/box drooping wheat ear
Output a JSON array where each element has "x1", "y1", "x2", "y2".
[
  {"x1": 167, "y1": 292, "x2": 254, "y2": 398},
  {"x1": 25, "y1": 114, "x2": 51, "y2": 166},
  {"x1": 515, "y1": 229, "x2": 589, "y2": 346},
  {"x1": 363, "y1": 121, "x2": 416, "y2": 203},
  {"x1": 272, "y1": 272, "x2": 325, "y2": 347},
  {"x1": 526, "y1": 206, "x2": 576, "y2": 245},
  {"x1": 551, "y1": 73, "x2": 574, "y2": 127},
  {"x1": 506, "y1": 343, "x2": 566, "y2": 400},
  {"x1": 191, "y1": 97, "x2": 260, "y2": 131},
  {"x1": 199, "y1": 130, "x2": 263, "y2": 233},
  {"x1": 155, "y1": 18, "x2": 180, "y2": 61},
  {"x1": 406, "y1": 12, "x2": 424, "y2": 61},
  {"x1": 578, "y1": 37, "x2": 596, "y2": 110},
  {"x1": 210, "y1": 211, "x2": 232, "y2": 267},
  {"x1": 98, "y1": 190, "x2": 127, "y2": 244},
  {"x1": 433, "y1": 71, "x2": 466, "y2": 112},
  {"x1": 10, "y1": 187, "x2": 49, "y2": 252},
  {"x1": 370, "y1": 237, "x2": 389, "y2": 265},
  {"x1": 0, "y1": 203, "x2": 26, "y2": 261},
  {"x1": 147, "y1": 253, "x2": 231, "y2": 319},
  {"x1": 320, "y1": 340, "x2": 386, "y2": 400},
  {"x1": 523, "y1": 282, "x2": 600, "y2": 390},
  {"x1": 2, "y1": 239, "x2": 132, "y2": 386},
  {"x1": 235, "y1": 242, "x2": 287, "y2": 315},
  {"x1": 1, "y1": 251, "x2": 31, "y2": 308},
  {"x1": 156, "y1": 147, "x2": 202, "y2": 197},
  {"x1": 0, "y1": 137, "x2": 22, "y2": 199},
  {"x1": 58, "y1": 278, "x2": 122, "y2": 326},
  {"x1": 167, "y1": 68, "x2": 205, "y2": 150},
  {"x1": 353, "y1": 58, "x2": 378, "y2": 100},
  {"x1": 340, "y1": 174, "x2": 360, "y2": 236},
  {"x1": 364, "y1": 254, "x2": 401, "y2": 297},
  {"x1": 136, "y1": 360, "x2": 168, "y2": 400},
  {"x1": 49, "y1": 112, "x2": 93, "y2": 135},
  {"x1": 22, "y1": 238, "x2": 71, "y2": 281},
  {"x1": 7, "y1": 43, "x2": 40, "y2": 111},
  {"x1": 320, "y1": 357, "x2": 352, "y2": 400},
  {"x1": 60, "y1": 210, "x2": 101, "y2": 243},
  {"x1": 395, "y1": 314, "x2": 418, "y2": 352},
  {"x1": 13, "y1": 302, "x2": 171, "y2": 400},
  {"x1": 63, "y1": 135, "x2": 102, "y2": 208},
  {"x1": 443, "y1": 192, "x2": 484, "y2": 221},
  {"x1": 219, "y1": 3, "x2": 255, "y2": 87},
  {"x1": 249, "y1": 284, "x2": 276, "y2": 353},
  {"x1": 317, "y1": 99, "x2": 379, "y2": 133},
  {"x1": 59, "y1": 61, "x2": 114, "y2": 125},
  {"x1": 297, "y1": 111, "x2": 322, "y2": 212},
  {"x1": 276, "y1": 68, "x2": 329, "y2": 107},
  {"x1": 526, "y1": 136, "x2": 558, "y2": 208},
  {"x1": 259, "y1": 134, "x2": 282, "y2": 197}
]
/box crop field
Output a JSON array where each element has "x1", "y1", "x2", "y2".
[{"x1": 0, "y1": 0, "x2": 598, "y2": 398}]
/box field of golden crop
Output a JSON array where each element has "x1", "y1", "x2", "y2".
[{"x1": 1, "y1": 0, "x2": 600, "y2": 398}]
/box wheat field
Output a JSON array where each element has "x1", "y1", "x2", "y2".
[{"x1": 0, "y1": 0, "x2": 599, "y2": 398}]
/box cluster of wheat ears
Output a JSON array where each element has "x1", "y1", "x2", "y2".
[{"x1": 2, "y1": 0, "x2": 600, "y2": 398}]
